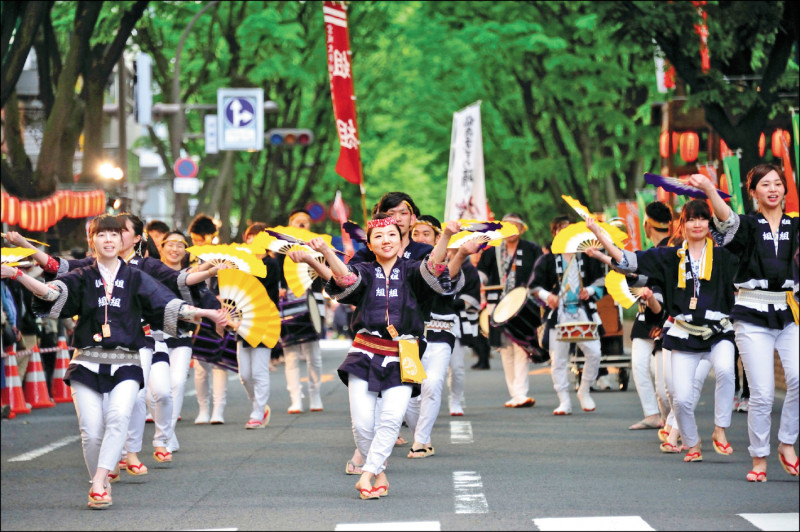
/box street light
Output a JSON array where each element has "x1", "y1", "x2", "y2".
[{"x1": 98, "y1": 162, "x2": 124, "y2": 181}]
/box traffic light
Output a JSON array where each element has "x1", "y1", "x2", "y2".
[{"x1": 266, "y1": 128, "x2": 314, "y2": 147}]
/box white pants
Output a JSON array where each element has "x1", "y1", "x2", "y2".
[
  {"x1": 349, "y1": 375, "x2": 412, "y2": 476},
  {"x1": 498, "y1": 335, "x2": 531, "y2": 402},
  {"x1": 73, "y1": 379, "x2": 139, "y2": 480},
  {"x1": 662, "y1": 349, "x2": 711, "y2": 432},
  {"x1": 237, "y1": 342, "x2": 271, "y2": 421},
  {"x1": 653, "y1": 349, "x2": 671, "y2": 420},
  {"x1": 167, "y1": 345, "x2": 192, "y2": 452},
  {"x1": 194, "y1": 359, "x2": 228, "y2": 417},
  {"x1": 671, "y1": 341, "x2": 735, "y2": 447},
  {"x1": 631, "y1": 338, "x2": 660, "y2": 418},
  {"x1": 127, "y1": 346, "x2": 173, "y2": 452},
  {"x1": 448, "y1": 339, "x2": 467, "y2": 412},
  {"x1": 549, "y1": 331, "x2": 601, "y2": 394},
  {"x1": 734, "y1": 321, "x2": 799, "y2": 457},
  {"x1": 284, "y1": 340, "x2": 322, "y2": 406},
  {"x1": 405, "y1": 341, "x2": 452, "y2": 445}
]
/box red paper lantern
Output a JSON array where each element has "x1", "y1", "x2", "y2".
[
  {"x1": 5, "y1": 194, "x2": 19, "y2": 226},
  {"x1": 657, "y1": 187, "x2": 671, "y2": 204},
  {"x1": 772, "y1": 129, "x2": 791, "y2": 158},
  {"x1": 42, "y1": 197, "x2": 56, "y2": 231},
  {"x1": 659, "y1": 132, "x2": 681, "y2": 159},
  {"x1": 680, "y1": 131, "x2": 700, "y2": 163},
  {"x1": 758, "y1": 132, "x2": 766, "y2": 158},
  {"x1": 19, "y1": 201, "x2": 33, "y2": 230},
  {"x1": 1, "y1": 191, "x2": 7, "y2": 224}
]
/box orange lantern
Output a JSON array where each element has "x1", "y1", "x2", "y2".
[
  {"x1": 65, "y1": 191, "x2": 76, "y2": 217},
  {"x1": 5, "y1": 194, "x2": 20, "y2": 226},
  {"x1": 43, "y1": 197, "x2": 56, "y2": 231},
  {"x1": 772, "y1": 129, "x2": 791, "y2": 158},
  {"x1": 90, "y1": 190, "x2": 99, "y2": 216},
  {"x1": 1, "y1": 191, "x2": 7, "y2": 224},
  {"x1": 32, "y1": 201, "x2": 45, "y2": 232},
  {"x1": 659, "y1": 132, "x2": 680, "y2": 158},
  {"x1": 18, "y1": 201, "x2": 33, "y2": 230},
  {"x1": 680, "y1": 131, "x2": 700, "y2": 163},
  {"x1": 758, "y1": 132, "x2": 766, "y2": 157},
  {"x1": 657, "y1": 187, "x2": 670, "y2": 204}
]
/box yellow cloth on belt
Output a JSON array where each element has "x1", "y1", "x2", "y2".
[{"x1": 788, "y1": 292, "x2": 799, "y2": 325}]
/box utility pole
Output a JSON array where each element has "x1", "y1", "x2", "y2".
[{"x1": 171, "y1": 0, "x2": 221, "y2": 230}]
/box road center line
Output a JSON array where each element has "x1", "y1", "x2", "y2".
[
  {"x1": 8, "y1": 435, "x2": 81, "y2": 462},
  {"x1": 453, "y1": 471, "x2": 488, "y2": 514},
  {"x1": 449, "y1": 420, "x2": 473, "y2": 444}
]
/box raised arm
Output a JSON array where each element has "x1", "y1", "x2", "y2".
[
  {"x1": 287, "y1": 246, "x2": 334, "y2": 282},
  {"x1": 4, "y1": 231, "x2": 62, "y2": 274},
  {"x1": 307, "y1": 237, "x2": 349, "y2": 281},
  {"x1": 0, "y1": 264, "x2": 59, "y2": 300},
  {"x1": 585, "y1": 217, "x2": 624, "y2": 263},
  {"x1": 687, "y1": 174, "x2": 731, "y2": 222},
  {"x1": 448, "y1": 238, "x2": 482, "y2": 278}
]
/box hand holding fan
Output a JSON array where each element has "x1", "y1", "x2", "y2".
[
  {"x1": 284, "y1": 244, "x2": 326, "y2": 297},
  {"x1": 217, "y1": 269, "x2": 281, "y2": 348},
  {"x1": 644, "y1": 173, "x2": 731, "y2": 199},
  {"x1": 604, "y1": 270, "x2": 643, "y2": 309},
  {"x1": 551, "y1": 222, "x2": 628, "y2": 254},
  {"x1": 1, "y1": 247, "x2": 37, "y2": 266},
  {"x1": 186, "y1": 244, "x2": 267, "y2": 278},
  {"x1": 265, "y1": 226, "x2": 343, "y2": 256},
  {"x1": 447, "y1": 220, "x2": 518, "y2": 250}
]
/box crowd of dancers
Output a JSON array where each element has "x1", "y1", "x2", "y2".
[{"x1": 1, "y1": 162, "x2": 797, "y2": 508}]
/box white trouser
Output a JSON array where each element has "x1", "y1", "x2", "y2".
[
  {"x1": 348, "y1": 375, "x2": 412, "y2": 476},
  {"x1": 237, "y1": 342, "x2": 271, "y2": 421},
  {"x1": 126, "y1": 347, "x2": 174, "y2": 452},
  {"x1": 284, "y1": 340, "x2": 322, "y2": 406},
  {"x1": 72, "y1": 379, "x2": 139, "y2": 480},
  {"x1": 631, "y1": 338, "x2": 660, "y2": 418},
  {"x1": 167, "y1": 345, "x2": 192, "y2": 452},
  {"x1": 662, "y1": 349, "x2": 711, "y2": 431},
  {"x1": 405, "y1": 341, "x2": 452, "y2": 445},
  {"x1": 549, "y1": 331, "x2": 601, "y2": 394},
  {"x1": 671, "y1": 341, "x2": 735, "y2": 447},
  {"x1": 734, "y1": 321, "x2": 799, "y2": 457},
  {"x1": 194, "y1": 359, "x2": 228, "y2": 417},
  {"x1": 498, "y1": 334, "x2": 531, "y2": 402},
  {"x1": 653, "y1": 349, "x2": 671, "y2": 420},
  {"x1": 448, "y1": 339, "x2": 467, "y2": 412}
]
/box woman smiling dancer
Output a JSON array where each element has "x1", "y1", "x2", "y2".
[
  {"x1": 689, "y1": 165, "x2": 798, "y2": 482},
  {"x1": 1, "y1": 215, "x2": 226, "y2": 509},
  {"x1": 586, "y1": 200, "x2": 737, "y2": 464},
  {"x1": 290, "y1": 214, "x2": 477, "y2": 499}
]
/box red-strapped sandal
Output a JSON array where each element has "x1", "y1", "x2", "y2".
[
  {"x1": 746, "y1": 470, "x2": 767, "y2": 482},
  {"x1": 779, "y1": 454, "x2": 799, "y2": 476},
  {"x1": 88, "y1": 490, "x2": 112, "y2": 509},
  {"x1": 372, "y1": 485, "x2": 389, "y2": 497},
  {"x1": 153, "y1": 450, "x2": 173, "y2": 463},
  {"x1": 126, "y1": 462, "x2": 148, "y2": 476},
  {"x1": 357, "y1": 487, "x2": 379, "y2": 500},
  {"x1": 684, "y1": 451, "x2": 703, "y2": 462},
  {"x1": 712, "y1": 439, "x2": 733, "y2": 456}
]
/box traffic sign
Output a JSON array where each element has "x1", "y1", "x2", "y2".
[
  {"x1": 305, "y1": 201, "x2": 326, "y2": 223},
  {"x1": 173, "y1": 157, "x2": 198, "y2": 178},
  {"x1": 217, "y1": 88, "x2": 264, "y2": 151}
]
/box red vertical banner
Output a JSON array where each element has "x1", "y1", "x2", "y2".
[
  {"x1": 616, "y1": 201, "x2": 642, "y2": 251},
  {"x1": 324, "y1": 2, "x2": 363, "y2": 186}
]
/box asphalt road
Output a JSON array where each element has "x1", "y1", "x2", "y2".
[{"x1": 2, "y1": 340, "x2": 798, "y2": 531}]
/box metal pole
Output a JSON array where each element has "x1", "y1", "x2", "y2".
[
  {"x1": 118, "y1": 55, "x2": 128, "y2": 211},
  {"x1": 171, "y1": 0, "x2": 220, "y2": 229}
]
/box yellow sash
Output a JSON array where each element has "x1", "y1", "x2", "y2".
[{"x1": 676, "y1": 238, "x2": 713, "y2": 289}]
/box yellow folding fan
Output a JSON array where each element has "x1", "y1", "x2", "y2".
[
  {"x1": 447, "y1": 220, "x2": 519, "y2": 249},
  {"x1": 217, "y1": 269, "x2": 280, "y2": 348},
  {"x1": 1, "y1": 247, "x2": 37, "y2": 266},
  {"x1": 551, "y1": 222, "x2": 629, "y2": 254},
  {"x1": 604, "y1": 270, "x2": 643, "y2": 309},
  {"x1": 283, "y1": 245, "x2": 326, "y2": 297},
  {"x1": 186, "y1": 244, "x2": 267, "y2": 278},
  {"x1": 561, "y1": 195, "x2": 594, "y2": 221}
]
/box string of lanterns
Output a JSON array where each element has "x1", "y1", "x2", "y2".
[
  {"x1": 659, "y1": 128, "x2": 792, "y2": 163},
  {"x1": 1, "y1": 189, "x2": 106, "y2": 232}
]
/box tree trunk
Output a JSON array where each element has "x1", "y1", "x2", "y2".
[{"x1": 80, "y1": 77, "x2": 105, "y2": 182}]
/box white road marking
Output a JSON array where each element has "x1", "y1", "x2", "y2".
[
  {"x1": 335, "y1": 522, "x2": 440, "y2": 531},
  {"x1": 739, "y1": 513, "x2": 800, "y2": 531},
  {"x1": 453, "y1": 471, "x2": 489, "y2": 514},
  {"x1": 532, "y1": 516, "x2": 655, "y2": 531},
  {"x1": 182, "y1": 529, "x2": 239, "y2": 531},
  {"x1": 449, "y1": 420, "x2": 473, "y2": 444},
  {"x1": 7, "y1": 435, "x2": 81, "y2": 462}
]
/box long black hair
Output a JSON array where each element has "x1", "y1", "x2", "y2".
[{"x1": 117, "y1": 212, "x2": 146, "y2": 257}]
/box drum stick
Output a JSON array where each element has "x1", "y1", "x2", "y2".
[
  {"x1": 1, "y1": 233, "x2": 49, "y2": 247},
  {"x1": 481, "y1": 284, "x2": 504, "y2": 291}
]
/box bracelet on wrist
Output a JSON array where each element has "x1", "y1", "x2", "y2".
[{"x1": 11, "y1": 268, "x2": 23, "y2": 281}]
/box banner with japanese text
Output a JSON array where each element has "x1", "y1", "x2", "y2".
[
  {"x1": 324, "y1": 2, "x2": 363, "y2": 186},
  {"x1": 443, "y1": 101, "x2": 488, "y2": 221}
]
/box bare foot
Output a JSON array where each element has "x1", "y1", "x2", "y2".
[
  {"x1": 751, "y1": 455, "x2": 767, "y2": 474},
  {"x1": 355, "y1": 471, "x2": 375, "y2": 494},
  {"x1": 373, "y1": 471, "x2": 389, "y2": 496}
]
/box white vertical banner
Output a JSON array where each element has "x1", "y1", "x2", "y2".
[{"x1": 444, "y1": 101, "x2": 488, "y2": 221}]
